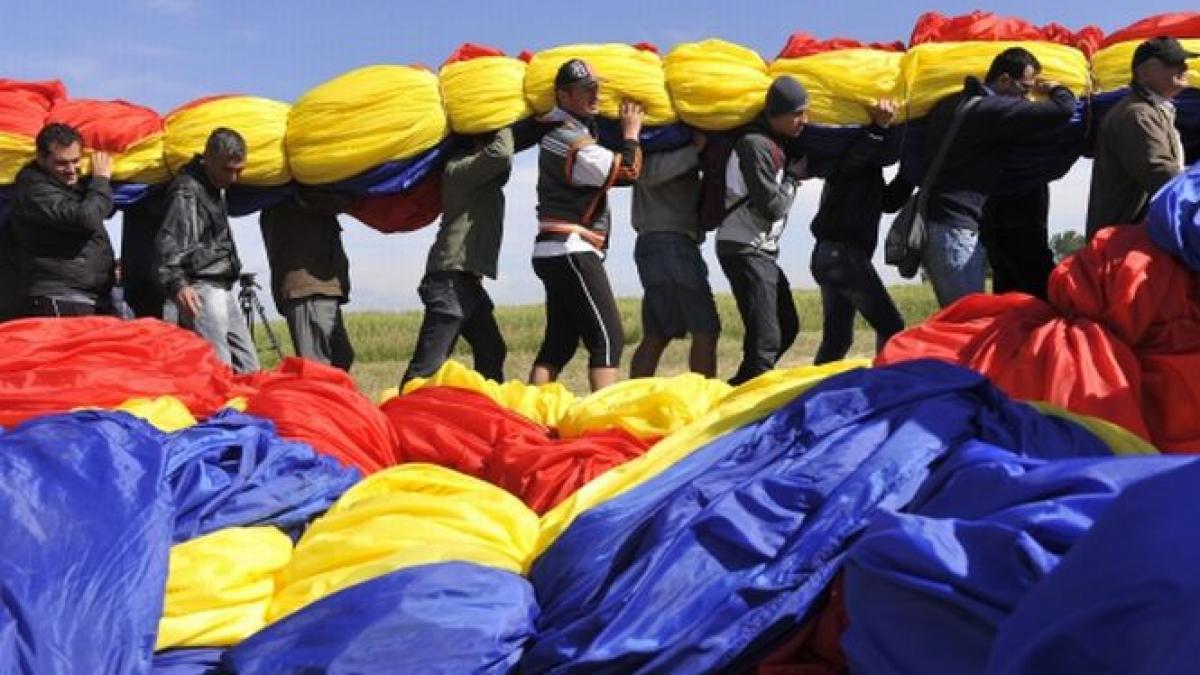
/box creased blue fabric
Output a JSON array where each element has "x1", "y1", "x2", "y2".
[
  {"x1": 224, "y1": 562, "x2": 538, "y2": 675},
  {"x1": 1148, "y1": 162, "x2": 1200, "y2": 272},
  {"x1": 151, "y1": 648, "x2": 226, "y2": 675},
  {"x1": 523, "y1": 360, "x2": 1112, "y2": 674},
  {"x1": 0, "y1": 411, "x2": 173, "y2": 675},
  {"x1": 165, "y1": 410, "x2": 360, "y2": 542}
]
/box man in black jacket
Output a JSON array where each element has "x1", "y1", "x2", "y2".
[
  {"x1": 156, "y1": 128, "x2": 259, "y2": 373},
  {"x1": 810, "y1": 99, "x2": 908, "y2": 363},
  {"x1": 920, "y1": 47, "x2": 1076, "y2": 307},
  {"x1": 8, "y1": 123, "x2": 116, "y2": 317}
]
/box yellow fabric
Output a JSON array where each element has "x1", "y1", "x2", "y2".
[
  {"x1": 1092, "y1": 39, "x2": 1200, "y2": 93},
  {"x1": 0, "y1": 130, "x2": 33, "y2": 185},
  {"x1": 441, "y1": 56, "x2": 532, "y2": 134},
  {"x1": 378, "y1": 387, "x2": 400, "y2": 405},
  {"x1": 268, "y1": 464, "x2": 539, "y2": 622},
  {"x1": 556, "y1": 373, "x2": 733, "y2": 440},
  {"x1": 223, "y1": 396, "x2": 248, "y2": 413},
  {"x1": 287, "y1": 65, "x2": 447, "y2": 185},
  {"x1": 74, "y1": 132, "x2": 169, "y2": 184},
  {"x1": 164, "y1": 96, "x2": 291, "y2": 186},
  {"x1": 401, "y1": 360, "x2": 576, "y2": 427},
  {"x1": 664, "y1": 40, "x2": 772, "y2": 131},
  {"x1": 114, "y1": 396, "x2": 197, "y2": 432},
  {"x1": 1027, "y1": 401, "x2": 1159, "y2": 456},
  {"x1": 897, "y1": 41, "x2": 1091, "y2": 121},
  {"x1": 156, "y1": 527, "x2": 293, "y2": 650},
  {"x1": 524, "y1": 44, "x2": 676, "y2": 126},
  {"x1": 769, "y1": 50, "x2": 903, "y2": 126},
  {"x1": 536, "y1": 360, "x2": 867, "y2": 555}
]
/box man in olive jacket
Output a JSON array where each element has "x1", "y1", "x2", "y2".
[
  {"x1": 401, "y1": 127, "x2": 514, "y2": 385},
  {"x1": 1087, "y1": 37, "x2": 1196, "y2": 237}
]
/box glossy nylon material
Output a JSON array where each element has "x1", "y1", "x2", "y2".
[
  {"x1": 225, "y1": 562, "x2": 538, "y2": 675},
  {"x1": 164, "y1": 95, "x2": 291, "y2": 186},
  {"x1": 840, "y1": 441, "x2": 1194, "y2": 675},
  {"x1": 1148, "y1": 163, "x2": 1200, "y2": 272},
  {"x1": 286, "y1": 65, "x2": 448, "y2": 184},
  {"x1": 268, "y1": 464, "x2": 539, "y2": 623},
  {"x1": 524, "y1": 360, "x2": 1115, "y2": 674},
  {"x1": 400, "y1": 359, "x2": 578, "y2": 427},
  {"x1": 0, "y1": 411, "x2": 173, "y2": 675},
  {"x1": 987, "y1": 457, "x2": 1200, "y2": 675},
  {"x1": 663, "y1": 39, "x2": 772, "y2": 131},
  {"x1": 768, "y1": 49, "x2": 903, "y2": 126},
  {"x1": 46, "y1": 99, "x2": 168, "y2": 184},
  {"x1": 441, "y1": 53, "x2": 532, "y2": 134},
  {"x1": 1092, "y1": 38, "x2": 1200, "y2": 92},
  {"x1": 0, "y1": 79, "x2": 66, "y2": 184},
  {"x1": 157, "y1": 527, "x2": 293, "y2": 650},
  {"x1": 523, "y1": 44, "x2": 676, "y2": 126},
  {"x1": 555, "y1": 372, "x2": 732, "y2": 439},
  {"x1": 164, "y1": 409, "x2": 361, "y2": 542}
]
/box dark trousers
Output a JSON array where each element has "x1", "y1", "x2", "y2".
[
  {"x1": 532, "y1": 253, "x2": 625, "y2": 370},
  {"x1": 981, "y1": 185, "x2": 1055, "y2": 301},
  {"x1": 402, "y1": 271, "x2": 506, "y2": 385},
  {"x1": 717, "y1": 243, "x2": 799, "y2": 386},
  {"x1": 810, "y1": 240, "x2": 904, "y2": 364}
]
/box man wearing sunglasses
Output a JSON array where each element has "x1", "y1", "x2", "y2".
[{"x1": 919, "y1": 47, "x2": 1076, "y2": 307}]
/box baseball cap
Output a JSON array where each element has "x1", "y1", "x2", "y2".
[
  {"x1": 1132, "y1": 36, "x2": 1199, "y2": 69},
  {"x1": 555, "y1": 58, "x2": 600, "y2": 89}
]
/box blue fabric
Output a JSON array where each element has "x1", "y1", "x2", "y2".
[
  {"x1": 226, "y1": 183, "x2": 295, "y2": 217},
  {"x1": 791, "y1": 124, "x2": 904, "y2": 175},
  {"x1": 988, "y1": 457, "x2": 1200, "y2": 675},
  {"x1": 595, "y1": 120, "x2": 693, "y2": 153},
  {"x1": 223, "y1": 561, "x2": 538, "y2": 675},
  {"x1": 325, "y1": 141, "x2": 449, "y2": 197},
  {"x1": 0, "y1": 411, "x2": 174, "y2": 675},
  {"x1": 151, "y1": 649, "x2": 226, "y2": 675},
  {"x1": 1147, "y1": 162, "x2": 1200, "y2": 272},
  {"x1": 165, "y1": 409, "x2": 360, "y2": 542},
  {"x1": 114, "y1": 182, "x2": 153, "y2": 207},
  {"x1": 841, "y1": 440, "x2": 1192, "y2": 675},
  {"x1": 523, "y1": 360, "x2": 1113, "y2": 674}
]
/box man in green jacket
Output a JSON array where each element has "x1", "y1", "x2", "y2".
[
  {"x1": 1087, "y1": 37, "x2": 1195, "y2": 237},
  {"x1": 401, "y1": 127, "x2": 514, "y2": 385}
]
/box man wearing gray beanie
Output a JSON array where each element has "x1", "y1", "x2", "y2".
[{"x1": 716, "y1": 75, "x2": 809, "y2": 385}]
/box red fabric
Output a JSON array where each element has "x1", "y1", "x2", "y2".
[
  {"x1": 909, "y1": 11, "x2": 1101, "y2": 51},
  {"x1": 240, "y1": 358, "x2": 398, "y2": 474},
  {"x1": 0, "y1": 79, "x2": 67, "y2": 136},
  {"x1": 1103, "y1": 12, "x2": 1200, "y2": 47},
  {"x1": 0, "y1": 317, "x2": 241, "y2": 428},
  {"x1": 164, "y1": 94, "x2": 237, "y2": 118},
  {"x1": 757, "y1": 577, "x2": 849, "y2": 675},
  {"x1": 878, "y1": 227, "x2": 1200, "y2": 452},
  {"x1": 633, "y1": 42, "x2": 660, "y2": 54},
  {"x1": 776, "y1": 32, "x2": 904, "y2": 59},
  {"x1": 383, "y1": 386, "x2": 657, "y2": 513},
  {"x1": 443, "y1": 43, "x2": 506, "y2": 67},
  {"x1": 348, "y1": 174, "x2": 442, "y2": 234},
  {"x1": 517, "y1": 50, "x2": 534, "y2": 64},
  {"x1": 383, "y1": 387, "x2": 547, "y2": 477},
  {"x1": 47, "y1": 99, "x2": 163, "y2": 153}
]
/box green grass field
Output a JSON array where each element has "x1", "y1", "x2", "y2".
[{"x1": 255, "y1": 284, "x2": 941, "y2": 397}]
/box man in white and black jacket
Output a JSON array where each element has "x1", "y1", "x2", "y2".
[{"x1": 717, "y1": 75, "x2": 809, "y2": 386}]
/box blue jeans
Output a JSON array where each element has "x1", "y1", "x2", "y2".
[
  {"x1": 164, "y1": 282, "x2": 261, "y2": 373},
  {"x1": 922, "y1": 224, "x2": 985, "y2": 308}
]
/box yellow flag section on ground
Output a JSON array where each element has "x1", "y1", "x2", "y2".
[
  {"x1": 164, "y1": 96, "x2": 292, "y2": 186},
  {"x1": 286, "y1": 65, "x2": 448, "y2": 185},
  {"x1": 1027, "y1": 401, "x2": 1159, "y2": 455},
  {"x1": 400, "y1": 360, "x2": 577, "y2": 427},
  {"x1": 268, "y1": 464, "x2": 539, "y2": 622},
  {"x1": 114, "y1": 396, "x2": 198, "y2": 432},
  {"x1": 1092, "y1": 39, "x2": 1200, "y2": 92},
  {"x1": 0, "y1": 131, "x2": 32, "y2": 184},
  {"x1": 769, "y1": 49, "x2": 903, "y2": 126},
  {"x1": 897, "y1": 41, "x2": 1091, "y2": 121},
  {"x1": 524, "y1": 44, "x2": 677, "y2": 126},
  {"x1": 664, "y1": 40, "x2": 772, "y2": 130},
  {"x1": 440, "y1": 56, "x2": 531, "y2": 134},
  {"x1": 536, "y1": 359, "x2": 869, "y2": 556},
  {"x1": 556, "y1": 373, "x2": 733, "y2": 440},
  {"x1": 157, "y1": 527, "x2": 293, "y2": 650}
]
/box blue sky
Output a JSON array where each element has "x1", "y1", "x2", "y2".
[{"x1": 2, "y1": 1, "x2": 1188, "y2": 310}]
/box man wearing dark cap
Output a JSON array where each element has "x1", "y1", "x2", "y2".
[
  {"x1": 1086, "y1": 36, "x2": 1196, "y2": 237},
  {"x1": 716, "y1": 74, "x2": 809, "y2": 385},
  {"x1": 529, "y1": 58, "x2": 643, "y2": 392}
]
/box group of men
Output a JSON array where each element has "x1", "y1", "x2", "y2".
[{"x1": 0, "y1": 36, "x2": 1192, "y2": 391}]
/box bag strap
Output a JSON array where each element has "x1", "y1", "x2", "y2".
[{"x1": 916, "y1": 96, "x2": 981, "y2": 211}]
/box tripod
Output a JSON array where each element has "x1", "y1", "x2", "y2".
[{"x1": 237, "y1": 273, "x2": 285, "y2": 362}]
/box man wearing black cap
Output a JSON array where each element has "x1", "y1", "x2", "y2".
[
  {"x1": 716, "y1": 74, "x2": 809, "y2": 386},
  {"x1": 529, "y1": 58, "x2": 643, "y2": 392},
  {"x1": 1086, "y1": 36, "x2": 1196, "y2": 237}
]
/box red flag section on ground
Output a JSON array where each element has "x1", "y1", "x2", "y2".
[{"x1": 878, "y1": 226, "x2": 1200, "y2": 452}]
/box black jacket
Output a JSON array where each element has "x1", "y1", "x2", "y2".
[
  {"x1": 8, "y1": 162, "x2": 115, "y2": 301},
  {"x1": 924, "y1": 77, "x2": 1076, "y2": 230},
  {"x1": 810, "y1": 125, "x2": 912, "y2": 255},
  {"x1": 156, "y1": 156, "x2": 241, "y2": 295}
]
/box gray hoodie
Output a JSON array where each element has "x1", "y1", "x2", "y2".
[{"x1": 716, "y1": 126, "x2": 798, "y2": 254}]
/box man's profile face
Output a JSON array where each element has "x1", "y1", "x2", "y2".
[
  {"x1": 557, "y1": 83, "x2": 600, "y2": 118},
  {"x1": 204, "y1": 153, "x2": 246, "y2": 189},
  {"x1": 37, "y1": 141, "x2": 82, "y2": 186}
]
